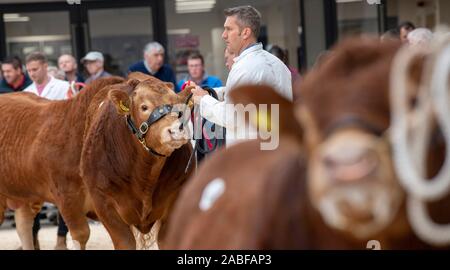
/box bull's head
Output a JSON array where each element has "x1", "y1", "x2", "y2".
[
  {"x1": 299, "y1": 38, "x2": 405, "y2": 240},
  {"x1": 109, "y1": 72, "x2": 193, "y2": 157}
]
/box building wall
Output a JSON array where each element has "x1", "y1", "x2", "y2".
[
  {"x1": 391, "y1": 0, "x2": 444, "y2": 29},
  {"x1": 438, "y1": 0, "x2": 450, "y2": 26}
]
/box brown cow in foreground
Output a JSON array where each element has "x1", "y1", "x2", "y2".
[
  {"x1": 165, "y1": 38, "x2": 450, "y2": 249},
  {"x1": 0, "y1": 73, "x2": 194, "y2": 249},
  {"x1": 80, "y1": 76, "x2": 194, "y2": 249}
]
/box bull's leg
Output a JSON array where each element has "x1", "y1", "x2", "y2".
[
  {"x1": 14, "y1": 206, "x2": 36, "y2": 250},
  {"x1": 58, "y1": 205, "x2": 90, "y2": 250},
  {"x1": 100, "y1": 211, "x2": 136, "y2": 250},
  {"x1": 0, "y1": 197, "x2": 6, "y2": 225},
  {"x1": 156, "y1": 219, "x2": 167, "y2": 249},
  {"x1": 94, "y1": 202, "x2": 136, "y2": 250}
]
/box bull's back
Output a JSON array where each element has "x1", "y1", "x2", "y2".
[{"x1": 0, "y1": 93, "x2": 58, "y2": 197}]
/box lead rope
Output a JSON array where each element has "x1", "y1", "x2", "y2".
[
  {"x1": 183, "y1": 86, "x2": 220, "y2": 174},
  {"x1": 390, "y1": 28, "x2": 450, "y2": 246}
]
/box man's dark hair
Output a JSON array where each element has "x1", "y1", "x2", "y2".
[
  {"x1": 25, "y1": 52, "x2": 48, "y2": 64},
  {"x1": 398, "y1": 21, "x2": 416, "y2": 31},
  {"x1": 187, "y1": 52, "x2": 204, "y2": 65},
  {"x1": 1, "y1": 56, "x2": 23, "y2": 70},
  {"x1": 224, "y1": 5, "x2": 262, "y2": 39}
]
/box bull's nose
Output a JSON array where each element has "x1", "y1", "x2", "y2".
[
  {"x1": 322, "y1": 147, "x2": 379, "y2": 183},
  {"x1": 168, "y1": 125, "x2": 188, "y2": 140}
]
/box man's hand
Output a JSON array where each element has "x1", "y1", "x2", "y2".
[{"x1": 191, "y1": 86, "x2": 208, "y2": 104}]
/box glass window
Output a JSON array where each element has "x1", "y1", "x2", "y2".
[
  {"x1": 386, "y1": 0, "x2": 443, "y2": 31},
  {"x1": 4, "y1": 11, "x2": 71, "y2": 66},
  {"x1": 335, "y1": 0, "x2": 379, "y2": 39},
  {"x1": 88, "y1": 7, "x2": 153, "y2": 76},
  {"x1": 164, "y1": 0, "x2": 303, "y2": 84}
]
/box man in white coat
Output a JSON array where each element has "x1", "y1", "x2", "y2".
[
  {"x1": 24, "y1": 52, "x2": 69, "y2": 100},
  {"x1": 191, "y1": 5, "x2": 293, "y2": 147}
]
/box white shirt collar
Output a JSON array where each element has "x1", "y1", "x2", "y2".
[{"x1": 234, "y1": 43, "x2": 263, "y2": 63}]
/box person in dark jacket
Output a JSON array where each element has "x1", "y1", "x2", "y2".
[
  {"x1": 128, "y1": 42, "x2": 179, "y2": 92},
  {"x1": 0, "y1": 56, "x2": 32, "y2": 93}
]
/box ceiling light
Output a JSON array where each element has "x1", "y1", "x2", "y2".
[
  {"x1": 175, "y1": 0, "x2": 216, "y2": 14},
  {"x1": 4, "y1": 13, "x2": 30, "y2": 22}
]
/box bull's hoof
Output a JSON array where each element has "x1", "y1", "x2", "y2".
[
  {"x1": 15, "y1": 236, "x2": 40, "y2": 250},
  {"x1": 54, "y1": 236, "x2": 68, "y2": 250}
]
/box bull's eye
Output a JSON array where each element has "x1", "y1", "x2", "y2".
[{"x1": 141, "y1": 104, "x2": 148, "y2": 111}]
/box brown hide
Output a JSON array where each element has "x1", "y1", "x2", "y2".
[
  {"x1": 164, "y1": 139, "x2": 430, "y2": 249},
  {"x1": 0, "y1": 77, "x2": 124, "y2": 204},
  {"x1": 165, "y1": 138, "x2": 308, "y2": 249},
  {"x1": 299, "y1": 39, "x2": 401, "y2": 137}
]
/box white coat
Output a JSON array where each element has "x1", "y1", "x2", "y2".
[
  {"x1": 199, "y1": 43, "x2": 293, "y2": 147},
  {"x1": 24, "y1": 76, "x2": 70, "y2": 101}
]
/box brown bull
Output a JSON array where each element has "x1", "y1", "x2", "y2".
[
  {"x1": 80, "y1": 75, "x2": 194, "y2": 249},
  {"x1": 0, "y1": 77, "x2": 124, "y2": 249},
  {"x1": 164, "y1": 38, "x2": 450, "y2": 249},
  {"x1": 0, "y1": 73, "x2": 194, "y2": 250}
]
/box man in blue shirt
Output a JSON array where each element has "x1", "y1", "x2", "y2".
[
  {"x1": 128, "y1": 42, "x2": 179, "y2": 92},
  {"x1": 178, "y1": 52, "x2": 222, "y2": 90}
]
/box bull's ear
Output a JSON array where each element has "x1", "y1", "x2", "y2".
[
  {"x1": 126, "y1": 78, "x2": 140, "y2": 89},
  {"x1": 229, "y1": 85, "x2": 303, "y2": 141},
  {"x1": 178, "y1": 85, "x2": 195, "y2": 109},
  {"x1": 109, "y1": 90, "x2": 131, "y2": 115}
]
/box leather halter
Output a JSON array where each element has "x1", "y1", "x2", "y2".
[{"x1": 126, "y1": 104, "x2": 173, "y2": 157}]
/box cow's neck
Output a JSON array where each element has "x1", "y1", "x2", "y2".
[
  {"x1": 117, "y1": 116, "x2": 170, "y2": 225},
  {"x1": 139, "y1": 152, "x2": 167, "y2": 220}
]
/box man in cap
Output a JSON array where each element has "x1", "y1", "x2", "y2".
[{"x1": 82, "y1": 51, "x2": 111, "y2": 84}]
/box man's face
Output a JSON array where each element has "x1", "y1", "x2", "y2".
[
  {"x1": 58, "y1": 55, "x2": 77, "y2": 73},
  {"x1": 187, "y1": 58, "x2": 204, "y2": 80},
  {"x1": 1, "y1": 64, "x2": 22, "y2": 85},
  {"x1": 144, "y1": 49, "x2": 164, "y2": 73},
  {"x1": 222, "y1": 15, "x2": 244, "y2": 56},
  {"x1": 26, "y1": 60, "x2": 48, "y2": 84},
  {"x1": 400, "y1": 27, "x2": 412, "y2": 43},
  {"x1": 84, "y1": 60, "x2": 103, "y2": 76}
]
